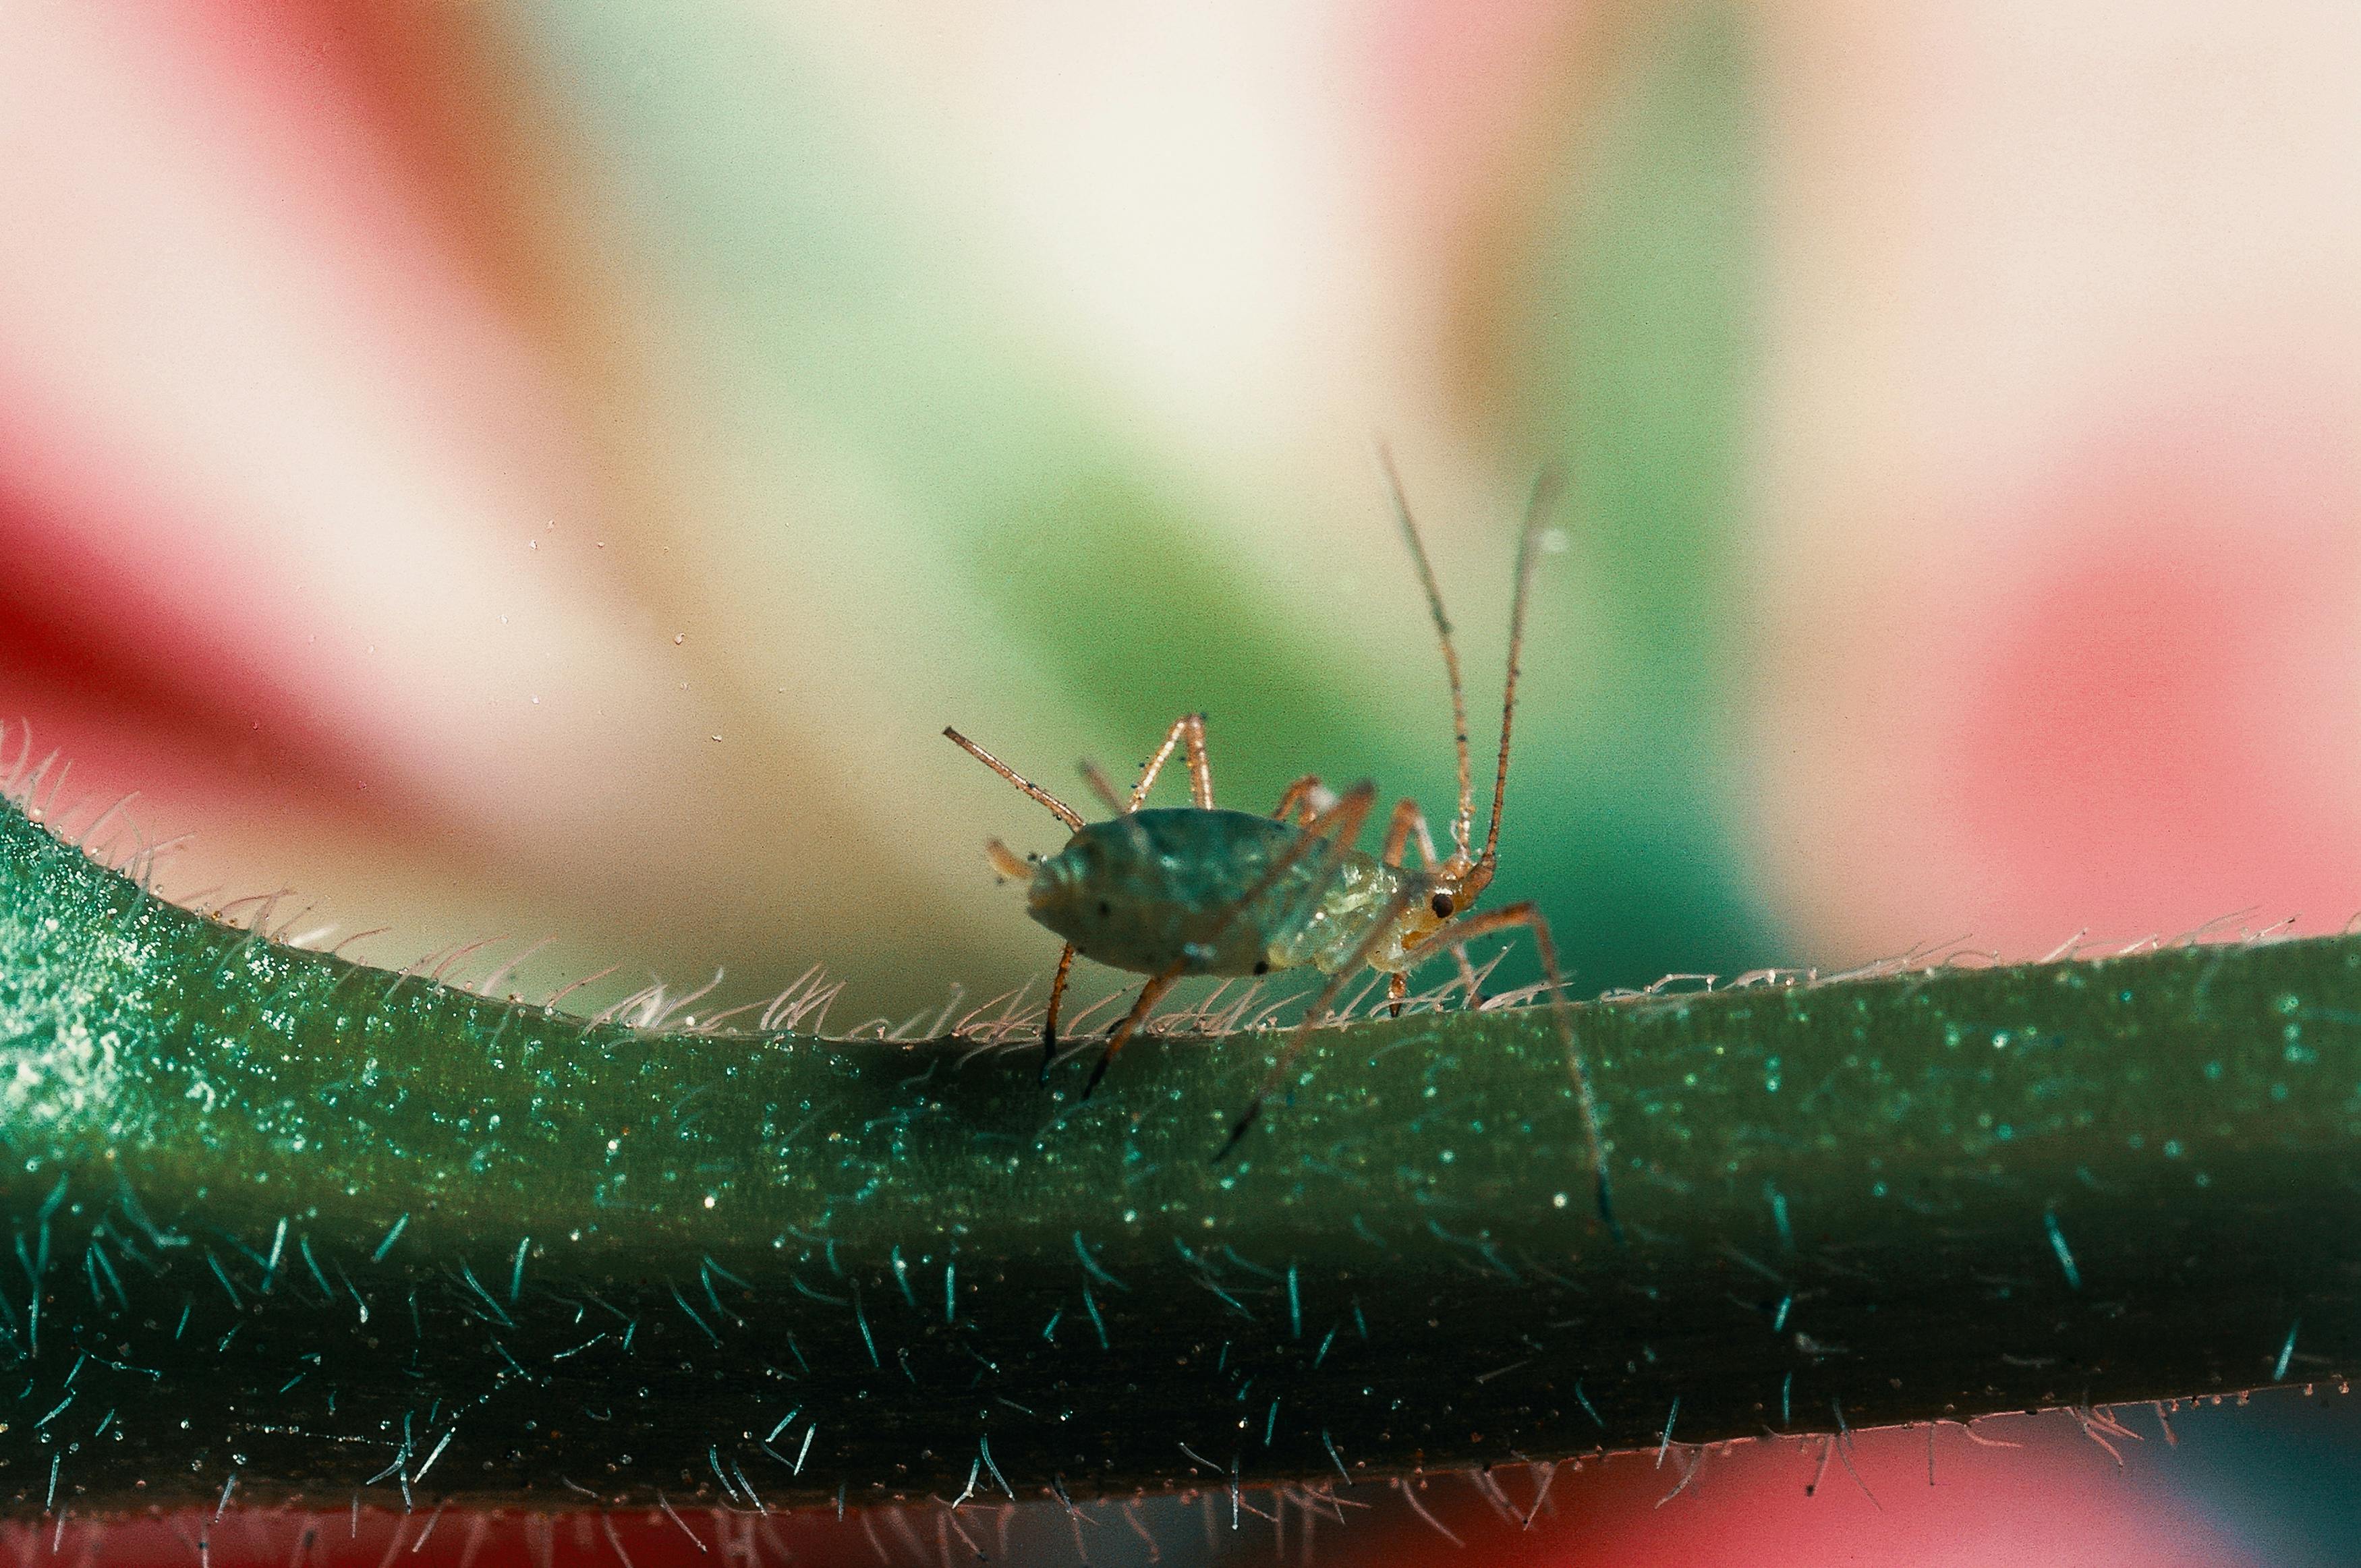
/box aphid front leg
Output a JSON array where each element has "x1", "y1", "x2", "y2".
[
  {"x1": 1082, "y1": 961, "x2": 1189, "y2": 1099},
  {"x1": 1040, "y1": 941, "x2": 1078, "y2": 1083},
  {"x1": 1399, "y1": 900, "x2": 1618, "y2": 1241},
  {"x1": 1377, "y1": 799, "x2": 1431, "y2": 1019}
]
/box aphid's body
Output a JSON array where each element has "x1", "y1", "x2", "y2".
[
  {"x1": 1030, "y1": 808, "x2": 1441, "y2": 981},
  {"x1": 946, "y1": 447, "x2": 1618, "y2": 1233}
]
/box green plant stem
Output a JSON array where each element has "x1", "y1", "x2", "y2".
[{"x1": 0, "y1": 794, "x2": 2354, "y2": 1515}]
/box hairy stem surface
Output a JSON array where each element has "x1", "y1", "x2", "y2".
[{"x1": 0, "y1": 796, "x2": 2353, "y2": 1515}]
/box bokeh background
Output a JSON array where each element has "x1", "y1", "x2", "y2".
[{"x1": 3, "y1": 1, "x2": 2358, "y2": 1562}]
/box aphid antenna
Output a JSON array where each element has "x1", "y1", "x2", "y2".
[
  {"x1": 1462, "y1": 464, "x2": 1564, "y2": 905},
  {"x1": 1374, "y1": 442, "x2": 1475, "y2": 867},
  {"x1": 942, "y1": 727, "x2": 1085, "y2": 832}
]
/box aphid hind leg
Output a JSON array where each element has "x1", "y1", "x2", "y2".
[
  {"x1": 1040, "y1": 941, "x2": 1078, "y2": 1084},
  {"x1": 1400, "y1": 900, "x2": 1619, "y2": 1242},
  {"x1": 1129, "y1": 713, "x2": 1215, "y2": 810},
  {"x1": 1083, "y1": 961, "x2": 1187, "y2": 1099}
]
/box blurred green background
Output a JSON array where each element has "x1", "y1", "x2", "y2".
[{"x1": 5, "y1": 1, "x2": 2361, "y2": 1562}]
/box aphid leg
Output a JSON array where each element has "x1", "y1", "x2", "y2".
[
  {"x1": 1180, "y1": 713, "x2": 1214, "y2": 807},
  {"x1": 1379, "y1": 798, "x2": 1432, "y2": 869},
  {"x1": 1129, "y1": 713, "x2": 1216, "y2": 811},
  {"x1": 943, "y1": 728, "x2": 1087, "y2": 831},
  {"x1": 1400, "y1": 901, "x2": 1619, "y2": 1242},
  {"x1": 1082, "y1": 961, "x2": 1188, "y2": 1099},
  {"x1": 1386, "y1": 972, "x2": 1409, "y2": 1016},
  {"x1": 1077, "y1": 760, "x2": 1125, "y2": 815},
  {"x1": 1218, "y1": 882, "x2": 1422, "y2": 1161},
  {"x1": 1040, "y1": 942, "x2": 1078, "y2": 1084},
  {"x1": 1270, "y1": 776, "x2": 1325, "y2": 825}
]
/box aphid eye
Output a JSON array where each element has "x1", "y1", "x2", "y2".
[{"x1": 1430, "y1": 892, "x2": 1455, "y2": 918}]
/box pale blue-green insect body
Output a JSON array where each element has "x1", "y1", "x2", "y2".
[{"x1": 1027, "y1": 808, "x2": 1441, "y2": 981}]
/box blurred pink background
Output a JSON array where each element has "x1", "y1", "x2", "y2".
[{"x1": 3, "y1": 1, "x2": 2356, "y2": 1561}]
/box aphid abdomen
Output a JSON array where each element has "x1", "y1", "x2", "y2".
[{"x1": 1027, "y1": 809, "x2": 1388, "y2": 978}]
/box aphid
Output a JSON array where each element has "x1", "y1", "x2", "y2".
[{"x1": 945, "y1": 449, "x2": 1612, "y2": 1229}]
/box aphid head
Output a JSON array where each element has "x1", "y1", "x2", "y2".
[
  {"x1": 1426, "y1": 845, "x2": 1485, "y2": 916},
  {"x1": 1019, "y1": 829, "x2": 1100, "y2": 936},
  {"x1": 1384, "y1": 875, "x2": 1464, "y2": 961}
]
